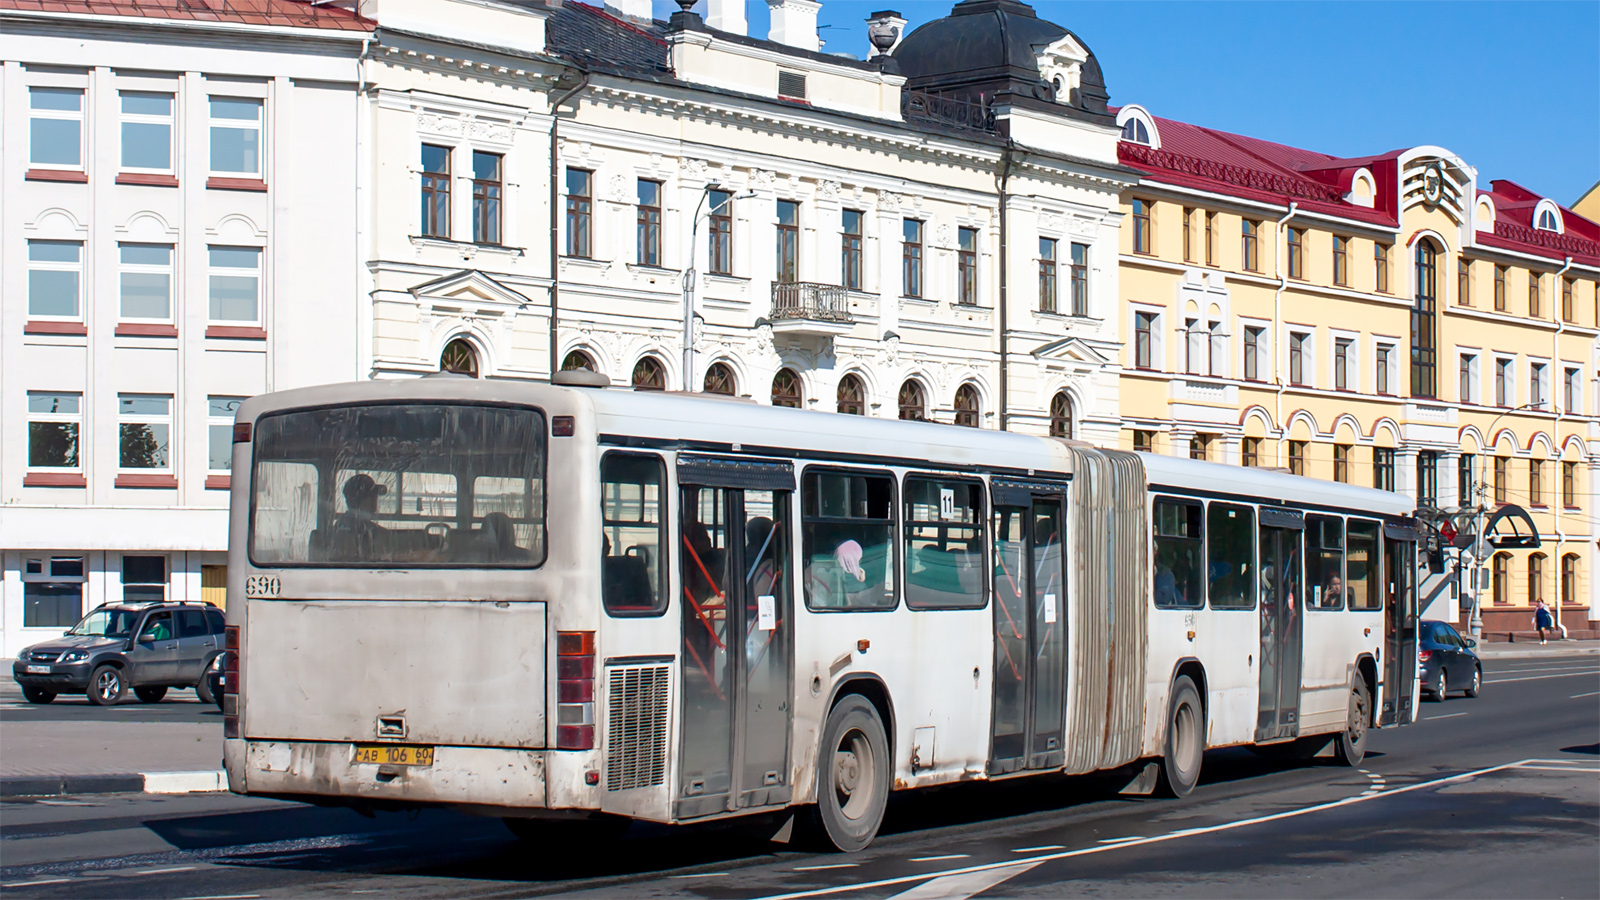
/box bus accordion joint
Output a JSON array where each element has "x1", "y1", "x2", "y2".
[{"x1": 556, "y1": 631, "x2": 596, "y2": 750}]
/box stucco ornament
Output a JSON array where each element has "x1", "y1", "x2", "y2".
[
  {"x1": 1035, "y1": 34, "x2": 1089, "y2": 105},
  {"x1": 609, "y1": 173, "x2": 628, "y2": 202},
  {"x1": 879, "y1": 332, "x2": 900, "y2": 364},
  {"x1": 468, "y1": 118, "x2": 513, "y2": 143},
  {"x1": 819, "y1": 180, "x2": 840, "y2": 201},
  {"x1": 417, "y1": 111, "x2": 463, "y2": 136},
  {"x1": 880, "y1": 191, "x2": 901, "y2": 212}
]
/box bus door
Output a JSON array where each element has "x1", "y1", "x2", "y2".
[
  {"x1": 675, "y1": 456, "x2": 795, "y2": 818},
  {"x1": 989, "y1": 482, "x2": 1068, "y2": 774},
  {"x1": 1380, "y1": 526, "x2": 1419, "y2": 726},
  {"x1": 1256, "y1": 507, "x2": 1305, "y2": 742}
]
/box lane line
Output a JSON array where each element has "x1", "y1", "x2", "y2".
[
  {"x1": 883, "y1": 862, "x2": 1044, "y2": 900},
  {"x1": 1095, "y1": 836, "x2": 1143, "y2": 843},
  {"x1": 1422, "y1": 712, "x2": 1468, "y2": 720},
  {"x1": 174, "y1": 895, "x2": 260, "y2": 900},
  {"x1": 753, "y1": 758, "x2": 1548, "y2": 900},
  {"x1": 794, "y1": 864, "x2": 860, "y2": 872},
  {"x1": 120, "y1": 866, "x2": 199, "y2": 877},
  {"x1": 2, "y1": 879, "x2": 76, "y2": 888},
  {"x1": 1009, "y1": 845, "x2": 1064, "y2": 853},
  {"x1": 1570, "y1": 690, "x2": 1600, "y2": 699},
  {"x1": 909, "y1": 855, "x2": 970, "y2": 862},
  {"x1": 1517, "y1": 765, "x2": 1600, "y2": 773},
  {"x1": 1484, "y1": 671, "x2": 1600, "y2": 685},
  {"x1": 670, "y1": 873, "x2": 730, "y2": 879}
]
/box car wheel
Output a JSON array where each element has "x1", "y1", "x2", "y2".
[
  {"x1": 1156, "y1": 676, "x2": 1204, "y2": 798},
  {"x1": 1428, "y1": 667, "x2": 1447, "y2": 702},
  {"x1": 804, "y1": 694, "x2": 890, "y2": 852},
  {"x1": 22, "y1": 687, "x2": 56, "y2": 704},
  {"x1": 196, "y1": 673, "x2": 217, "y2": 706},
  {"x1": 1463, "y1": 666, "x2": 1481, "y2": 699},
  {"x1": 1333, "y1": 678, "x2": 1370, "y2": 767},
  {"x1": 135, "y1": 686, "x2": 168, "y2": 703},
  {"x1": 88, "y1": 664, "x2": 125, "y2": 706}
]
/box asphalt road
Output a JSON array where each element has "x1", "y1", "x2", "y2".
[
  {"x1": 0, "y1": 679, "x2": 216, "y2": 724},
  {"x1": 3, "y1": 654, "x2": 1596, "y2": 900}
]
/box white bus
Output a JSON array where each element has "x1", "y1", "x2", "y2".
[{"x1": 223, "y1": 374, "x2": 1419, "y2": 850}]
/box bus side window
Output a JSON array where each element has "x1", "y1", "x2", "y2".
[
  {"x1": 1346, "y1": 519, "x2": 1381, "y2": 611},
  {"x1": 1307, "y1": 515, "x2": 1345, "y2": 609},
  {"x1": 601, "y1": 452, "x2": 667, "y2": 615},
  {"x1": 1207, "y1": 502, "x2": 1254, "y2": 609},
  {"x1": 803, "y1": 470, "x2": 897, "y2": 611},
  {"x1": 903, "y1": 476, "x2": 986, "y2": 609},
  {"x1": 1153, "y1": 497, "x2": 1204, "y2": 609}
]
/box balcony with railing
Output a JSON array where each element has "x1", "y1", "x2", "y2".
[{"x1": 770, "y1": 282, "x2": 855, "y2": 336}]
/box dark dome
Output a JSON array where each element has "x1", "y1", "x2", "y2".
[{"x1": 893, "y1": 0, "x2": 1112, "y2": 124}]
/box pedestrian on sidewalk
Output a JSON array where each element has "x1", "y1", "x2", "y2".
[{"x1": 1533, "y1": 598, "x2": 1554, "y2": 644}]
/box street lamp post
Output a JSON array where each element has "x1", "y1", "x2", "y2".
[{"x1": 682, "y1": 183, "x2": 752, "y2": 390}]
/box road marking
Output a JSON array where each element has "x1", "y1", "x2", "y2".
[
  {"x1": 120, "y1": 866, "x2": 198, "y2": 877},
  {"x1": 794, "y1": 864, "x2": 860, "y2": 872},
  {"x1": 883, "y1": 862, "x2": 1045, "y2": 900},
  {"x1": 175, "y1": 895, "x2": 260, "y2": 900},
  {"x1": 1095, "y1": 836, "x2": 1143, "y2": 843},
  {"x1": 1010, "y1": 845, "x2": 1064, "y2": 852},
  {"x1": 670, "y1": 873, "x2": 729, "y2": 879},
  {"x1": 1517, "y1": 765, "x2": 1600, "y2": 773},
  {"x1": 1423, "y1": 712, "x2": 1468, "y2": 720},
  {"x1": 1484, "y1": 671, "x2": 1600, "y2": 684},
  {"x1": 2, "y1": 879, "x2": 76, "y2": 888},
  {"x1": 1570, "y1": 690, "x2": 1600, "y2": 699},
  {"x1": 910, "y1": 855, "x2": 970, "y2": 862},
  {"x1": 754, "y1": 758, "x2": 1554, "y2": 900}
]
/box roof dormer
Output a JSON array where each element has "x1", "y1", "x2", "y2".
[{"x1": 1115, "y1": 104, "x2": 1159, "y2": 149}]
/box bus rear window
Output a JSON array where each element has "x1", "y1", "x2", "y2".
[
  {"x1": 1153, "y1": 497, "x2": 1203, "y2": 609},
  {"x1": 249, "y1": 404, "x2": 545, "y2": 567}
]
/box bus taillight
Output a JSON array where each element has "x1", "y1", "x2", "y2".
[
  {"x1": 223, "y1": 626, "x2": 241, "y2": 739},
  {"x1": 556, "y1": 631, "x2": 595, "y2": 750}
]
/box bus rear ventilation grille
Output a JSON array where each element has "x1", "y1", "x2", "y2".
[{"x1": 605, "y1": 664, "x2": 670, "y2": 791}]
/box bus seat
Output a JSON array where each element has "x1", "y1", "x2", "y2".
[
  {"x1": 604, "y1": 555, "x2": 653, "y2": 609},
  {"x1": 908, "y1": 546, "x2": 981, "y2": 605},
  {"x1": 308, "y1": 529, "x2": 331, "y2": 561}
]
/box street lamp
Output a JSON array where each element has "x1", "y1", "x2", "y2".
[
  {"x1": 1462, "y1": 401, "x2": 1545, "y2": 641},
  {"x1": 682, "y1": 183, "x2": 754, "y2": 390}
]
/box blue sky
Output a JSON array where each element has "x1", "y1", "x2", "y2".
[{"x1": 652, "y1": 1, "x2": 1599, "y2": 207}]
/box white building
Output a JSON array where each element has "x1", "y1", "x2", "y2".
[{"x1": 0, "y1": 0, "x2": 370, "y2": 654}]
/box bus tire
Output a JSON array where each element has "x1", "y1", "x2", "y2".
[
  {"x1": 811, "y1": 694, "x2": 890, "y2": 852},
  {"x1": 1333, "y1": 678, "x2": 1370, "y2": 767},
  {"x1": 1156, "y1": 676, "x2": 1202, "y2": 799}
]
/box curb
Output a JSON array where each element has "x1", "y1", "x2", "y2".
[
  {"x1": 1478, "y1": 646, "x2": 1600, "y2": 660},
  {"x1": 1, "y1": 770, "x2": 226, "y2": 798}
]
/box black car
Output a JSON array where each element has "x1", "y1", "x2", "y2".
[
  {"x1": 13, "y1": 602, "x2": 227, "y2": 705},
  {"x1": 203, "y1": 650, "x2": 231, "y2": 711},
  {"x1": 1420, "y1": 619, "x2": 1481, "y2": 701}
]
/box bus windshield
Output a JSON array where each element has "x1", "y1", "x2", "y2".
[{"x1": 248, "y1": 404, "x2": 546, "y2": 567}]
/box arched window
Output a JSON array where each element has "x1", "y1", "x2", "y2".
[
  {"x1": 897, "y1": 380, "x2": 925, "y2": 421},
  {"x1": 1536, "y1": 208, "x2": 1559, "y2": 231},
  {"x1": 632, "y1": 356, "x2": 666, "y2": 391},
  {"x1": 1411, "y1": 240, "x2": 1438, "y2": 398},
  {"x1": 1561, "y1": 553, "x2": 1580, "y2": 606},
  {"x1": 954, "y1": 384, "x2": 980, "y2": 428},
  {"x1": 771, "y1": 368, "x2": 802, "y2": 408},
  {"x1": 837, "y1": 374, "x2": 866, "y2": 415},
  {"x1": 702, "y1": 362, "x2": 736, "y2": 396},
  {"x1": 1120, "y1": 117, "x2": 1150, "y2": 145},
  {"x1": 1527, "y1": 552, "x2": 1546, "y2": 606},
  {"x1": 440, "y1": 338, "x2": 479, "y2": 377},
  {"x1": 560, "y1": 350, "x2": 595, "y2": 372},
  {"x1": 1491, "y1": 552, "x2": 1510, "y2": 605},
  {"x1": 1049, "y1": 391, "x2": 1074, "y2": 439}
]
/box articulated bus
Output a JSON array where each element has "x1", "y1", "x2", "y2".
[{"x1": 223, "y1": 374, "x2": 1419, "y2": 850}]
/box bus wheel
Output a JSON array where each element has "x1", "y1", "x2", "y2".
[
  {"x1": 1333, "y1": 679, "x2": 1370, "y2": 767},
  {"x1": 1156, "y1": 676, "x2": 1202, "y2": 798},
  {"x1": 811, "y1": 694, "x2": 890, "y2": 852}
]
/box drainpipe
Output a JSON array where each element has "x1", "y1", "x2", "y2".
[
  {"x1": 547, "y1": 71, "x2": 590, "y2": 378},
  {"x1": 1272, "y1": 202, "x2": 1298, "y2": 465},
  {"x1": 996, "y1": 141, "x2": 1015, "y2": 430},
  {"x1": 1551, "y1": 254, "x2": 1574, "y2": 637},
  {"x1": 356, "y1": 36, "x2": 371, "y2": 380}
]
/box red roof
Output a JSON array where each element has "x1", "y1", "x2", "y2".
[
  {"x1": 1477, "y1": 180, "x2": 1600, "y2": 266},
  {"x1": 0, "y1": 0, "x2": 372, "y2": 31}
]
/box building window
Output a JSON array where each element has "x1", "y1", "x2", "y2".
[
  {"x1": 1132, "y1": 199, "x2": 1152, "y2": 254},
  {"x1": 1190, "y1": 433, "x2": 1212, "y2": 461},
  {"x1": 708, "y1": 189, "x2": 732, "y2": 275},
  {"x1": 1334, "y1": 338, "x2": 1353, "y2": 391},
  {"x1": 1528, "y1": 553, "x2": 1545, "y2": 606},
  {"x1": 1244, "y1": 326, "x2": 1263, "y2": 380},
  {"x1": 119, "y1": 244, "x2": 172, "y2": 321},
  {"x1": 1289, "y1": 333, "x2": 1307, "y2": 386},
  {"x1": 1530, "y1": 362, "x2": 1547, "y2": 408},
  {"x1": 1376, "y1": 344, "x2": 1392, "y2": 395},
  {"x1": 23, "y1": 557, "x2": 87, "y2": 628},
  {"x1": 771, "y1": 367, "x2": 802, "y2": 408},
  {"x1": 953, "y1": 384, "x2": 981, "y2": 427},
  {"x1": 1289, "y1": 440, "x2": 1307, "y2": 476},
  {"x1": 1133, "y1": 430, "x2": 1154, "y2": 453},
  {"x1": 1493, "y1": 455, "x2": 1508, "y2": 503},
  {"x1": 28, "y1": 240, "x2": 83, "y2": 319},
  {"x1": 1459, "y1": 354, "x2": 1476, "y2": 404},
  {"x1": 1562, "y1": 277, "x2": 1575, "y2": 322},
  {"x1": 122, "y1": 555, "x2": 167, "y2": 604},
  {"x1": 1286, "y1": 227, "x2": 1305, "y2": 280},
  {"x1": 440, "y1": 338, "x2": 479, "y2": 377},
  {"x1": 1134, "y1": 311, "x2": 1157, "y2": 369},
  {"x1": 776, "y1": 200, "x2": 800, "y2": 283},
  {"x1": 1412, "y1": 241, "x2": 1439, "y2": 398},
  {"x1": 1204, "y1": 211, "x2": 1216, "y2": 266},
  {"x1": 1373, "y1": 448, "x2": 1396, "y2": 492},
  {"x1": 1537, "y1": 209, "x2": 1560, "y2": 231},
  {"x1": 420, "y1": 144, "x2": 451, "y2": 238},
  {"x1": 1563, "y1": 461, "x2": 1578, "y2": 507},
  {"x1": 1333, "y1": 235, "x2": 1349, "y2": 285},
  {"x1": 28, "y1": 392, "x2": 81, "y2": 470},
  {"x1": 1529, "y1": 460, "x2": 1544, "y2": 506},
  {"x1": 1242, "y1": 437, "x2": 1260, "y2": 468},
  {"x1": 1182, "y1": 207, "x2": 1194, "y2": 261},
  {"x1": 635, "y1": 179, "x2": 662, "y2": 266},
  {"x1": 561, "y1": 350, "x2": 596, "y2": 372},
  {"x1": 1562, "y1": 553, "x2": 1580, "y2": 606},
  {"x1": 209, "y1": 396, "x2": 245, "y2": 473},
  {"x1": 1121, "y1": 117, "x2": 1151, "y2": 143},
  {"x1": 1528, "y1": 273, "x2": 1542, "y2": 318},
  {"x1": 1333, "y1": 443, "x2": 1351, "y2": 483},
  {"x1": 842, "y1": 209, "x2": 864, "y2": 290},
  {"x1": 632, "y1": 357, "x2": 666, "y2": 391},
  {"x1": 1375, "y1": 241, "x2": 1390, "y2": 293},
  {"x1": 1492, "y1": 552, "x2": 1510, "y2": 605},
  {"x1": 1038, "y1": 238, "x2": 1058, "y2": 312},
  {"x1": 30, "y1": 87, "x2": 84, "y2": 169},
  {"x1": 1049, "y1": 391, "x2": 1073, "y2": 439},
  {"x1": 902, "y1": 219, "x2": 924, "y2": 297},
  {"x1": 209, "y1": 97, "x2": 262, "y2": 175},
  {"x1": 1417, "y1": 451, "x2": 1438, "y2": 505},
  {"x1": 118, "y1": 394, "x2": 172, "y2": 470},
  {"x1": 837, "y1": 374, "x2": 865, "y2": 415},
  {"x1": 898, "y1": 380, "x2": 926, "y2": 421},
  {"x1": 1564, "y1": 367, "x2": 1582, "y2": 413},
  {"x1": 957, "y1": 226, "x2": 978, "y2": 304},
  {"x1": 703, "y1": 362, "x2": 736, "y2": 396},
  {"x1": 208, "y1": 246, "x2": 261, "y2": 323},
  {"x1": 1458, "y1": 258, "x2": 1471, "y2": 307},
  {"x1": 1241, "y1": 219, "x2": 1259, "y2": 272},
  {"x1": 471, "y1": 151, "x2": 502, "y2": 245},
  {"x1": 120, "y1": 91, "x2": 173, "y2": 172},
  {"x1": 1495, "y1": 358, "x2": 1511, "y2": 406},
  {"x1": 1494, "y1": 265, "x2": 1507, "y2": 310},
  {"x1": 565, "y1": 168, "x2": 592, "y2": 258},
  {"x1": 1458, "y1": 454, "x2": 1475, "y2": 505},
  {"x1": 1070, "y1": 243, "x2": 1089, "y2": 316}
]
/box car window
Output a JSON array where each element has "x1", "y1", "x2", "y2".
[
  {"x1": 204, "y1": 608, "x2": 226, "y2": 634},
  {"x1": 1440, "y1": 623, "x2": 1463, "y2": 648},
  {"x1": 177, "y1": 609, "x2": 210, "y2": 638},
  {"x1": 139, "y1": 611, "x2": 174, "y2": 640}
]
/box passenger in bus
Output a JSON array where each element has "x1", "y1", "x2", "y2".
[
  {"x1": 328, "y1": 474, "x2": 389, "y2": 560},
  {"x1": 481, "y1": 512, "x2": 530, "y2": 561},
  {"x1": 804, "y1": 536, "x2": 870, "y2": 609},
  {"x1": 1321, "y1": 574, "x2": 1347, "y2": 608},
  {"x1": 1154, "y1": 545, "x2": 1186, "y2": 607}
]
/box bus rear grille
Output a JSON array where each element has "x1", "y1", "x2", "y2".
[{"x1": 605, "y1": 664, "x2": 670, "y2": 792}]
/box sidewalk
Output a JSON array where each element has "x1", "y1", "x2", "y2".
[{"x1": 1475, "y1": 638, "x2": 1600, "y2": 660}]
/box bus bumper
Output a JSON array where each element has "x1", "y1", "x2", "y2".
[{"x1": 225, "y1": 738, "x2": 547, "y2": 809}]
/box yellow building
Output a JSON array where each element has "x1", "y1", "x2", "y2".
[{"x1": 1112, "y1": 107, "x2": 1600, "y2": 639}]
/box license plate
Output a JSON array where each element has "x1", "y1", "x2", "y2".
[
  {"x1": 353, "y1": 744, "x2": 434, "y2": 767},
  {"x1": 24, "y1": 665, "x2": 51, "y2": 674}
]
